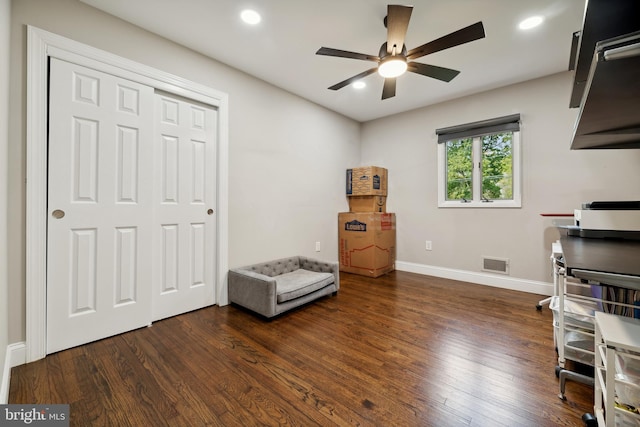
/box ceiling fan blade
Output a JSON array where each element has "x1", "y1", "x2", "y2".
[
  {"x1": 382, "y1": 78, "x2": 396, "y2": 100},
  {"x1": 408, "y1": 62, "x2": 460, "y2": 82},
  {"x1": 386, "y1": 5, "x2": 413, "y2": 54},
  {"x1": 328, "y1": 67, "x2": 379, "y2": 91},
  {"x1": 407, "y1": 21, "x2": 485, "y2": 60},
  {"x1": 316, "y1": 47, "x2": 379, "y2": 62}
]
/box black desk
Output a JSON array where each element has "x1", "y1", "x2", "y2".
[
  {"x1": 558, "y1": 229, "x2": 640, "y2": 424},
  {"x1": 559, "y1": 228, "x2": 640, "y2": 289}
]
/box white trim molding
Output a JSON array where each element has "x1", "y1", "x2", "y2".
[
  {"x1": 1, "y1": 342, "x2": 26, "y2": 404},
  {"x1": 395, "y1": 261, "x2": 553, "y2": 296},
  {"x1": 26, "y1": 26, "x2": 230, "y2": 363}
]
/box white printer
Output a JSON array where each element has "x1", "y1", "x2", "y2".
[{"x1": 571, "y1": 201, "x2": 640, "y2": 239}]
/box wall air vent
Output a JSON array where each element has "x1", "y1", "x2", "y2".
[{"x1": 482, "y1": 256, "x2": 510, "y2": 275}]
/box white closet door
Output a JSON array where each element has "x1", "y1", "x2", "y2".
[
  {"x1": 47, "y1": 58, "x2": 155, "y2": 354},
  {"x1": 152, "y1": 93, "x2": 217, "y2": 321}
]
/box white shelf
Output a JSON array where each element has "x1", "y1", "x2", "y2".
[
  {"x1": 595, "y1": 312, "x2": 640, "y2": 351},
  {"x1": 594, "y1": 312, "x2": 640, "y2": 426}
]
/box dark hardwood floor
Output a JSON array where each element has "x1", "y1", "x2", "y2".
[{"x1": 10, "y1": 271, "x2": 593, "y2": 426}]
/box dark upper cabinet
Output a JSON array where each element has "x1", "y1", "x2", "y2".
[
  {"x1": 570, "y1": 0, "x2": 640, "y2": 150},
  {"x1": 571, "y1": 32, "x2": 640, "y2": 149},
  {"x1": 569, "y1": 0, "x2": 640, "y2": 108}
]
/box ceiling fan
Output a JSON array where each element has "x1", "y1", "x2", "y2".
[{"x1": 316, "y1": 4, "x2": 486, "y2": 100}]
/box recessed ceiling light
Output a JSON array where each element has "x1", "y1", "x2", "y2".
[
  {"x1": 241, "y1": 9, "x2": 261, "y2": 25},
  {"x1": 353, "y1": 81, "x2": 366, "y2": 89},
  {"x1": 519, "y1": 16, "x2": 544, "y2": 30}
]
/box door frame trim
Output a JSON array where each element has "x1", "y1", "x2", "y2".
[{"x1": 26, "y1": 26, "x2": 230, "y2": 362}]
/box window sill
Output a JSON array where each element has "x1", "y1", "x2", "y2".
[{"x1": 438, "y1": 200, "x2": 521, "y2": 208}]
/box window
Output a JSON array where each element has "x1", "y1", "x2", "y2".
[{"x1": 436, "y1": 114, "x2": 521, "y2": 208}]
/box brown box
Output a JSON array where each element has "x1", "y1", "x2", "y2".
[
  {"x1": 346, "y1": 166, "x2": 388, "y2": 196},
  {"x1": 338, "y1": 212, "x2": 396, "y2": 278},
  {"x1": 348, "y1": 196, "x2": 387, "y2": 213}
]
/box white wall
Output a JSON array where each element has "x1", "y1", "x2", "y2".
[
  {"x1": 1, "y1": 0, "x2": 11, "y2": 403},
  {"x1": 8, "y1": 0, "x2": 360, "y2": 343},
  {"x1": 361, "y1": 72, "x2": 640, "y2": 286}
]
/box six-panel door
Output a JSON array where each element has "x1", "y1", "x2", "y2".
[
  {"x1": 47, "y1": 58, "x2": 155, "y2": 353},
  {"x1": 46, "y1": 58, "x2": 217, "y2": 353},
  {"x1": 152, "y1": 93, "x2": 217, "y2": 321}
]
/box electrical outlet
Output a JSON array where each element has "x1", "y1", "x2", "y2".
[
  {"x1": 425, "y1": 240, "x2": 432, "y2": 251},
  {"x1": 315, "y1": 241, "x2": 321, "y2": 252}
]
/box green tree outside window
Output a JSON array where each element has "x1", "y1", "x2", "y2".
[
  {"x1": 445, "y1": 138, "x2": 473, "y2": 200},
  {"x1": 481, "y1": 132, "x2": 513, "y2": 200},
  {"x1": 445, "y1": 132, "x2": 513, "y2": 201}
]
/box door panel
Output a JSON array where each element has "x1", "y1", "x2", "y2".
[
  {"x1": 152, "y1": 93, "x2": 217, "y2": 321},
  {"x1": 47, "y1": 58, "x2": 155, "y2": 354}
]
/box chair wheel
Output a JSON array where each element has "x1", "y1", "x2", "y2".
[
  {"x1": 581, "y1": 413, "x2": 597, "y2": 427},
  {"x1": 536, "y1": 304, "x2": 542, "y2": 311},
  {"x1": 555, "y1": 366, "x2": 563, "y2": 378}
]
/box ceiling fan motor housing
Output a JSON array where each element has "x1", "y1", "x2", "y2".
[{"x1": 378, "y1": 42, "x2": 407, "y2": 59}]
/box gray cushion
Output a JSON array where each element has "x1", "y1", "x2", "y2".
[
  {"x1": 276, "y1": 269, "x2": 335, "y2": 303},
  {"x1": 247, "y1": 257, "x2": 300, "y2": 277}
]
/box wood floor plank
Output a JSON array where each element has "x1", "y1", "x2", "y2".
[
  {"x1": 120, "y1": 328, "x2": 227, "y2": 426},
  {"x1": 10, "y1": 271, "x2": 593, "y2": 426},
  {"x1": 223, "y1": 303, "x2": 451, "y2": 425},
  {"x1": 8, "y1": 357, "x2": 50, "y2": 403},
  {"x1": 163, "y1": 310, "x2": 337, "y2": 426},
  {"x1": 198, "y1": 321, "x2": 374, "y2": 425}
]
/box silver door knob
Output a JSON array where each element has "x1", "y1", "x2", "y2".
[{"x1": 52, "y1": 209, "x2": 65, "y2": 219}]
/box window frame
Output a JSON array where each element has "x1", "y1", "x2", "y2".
[{"x1": 437, "y1": 127, "x2": 521, "y2": 209}]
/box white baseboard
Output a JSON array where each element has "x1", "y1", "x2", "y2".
[
  {"x1": 395, "y1": 261, "x2": 553, "y2": 296},
  {"x1": 1, "y1": 342, "x2": 26, "y2": 404}
]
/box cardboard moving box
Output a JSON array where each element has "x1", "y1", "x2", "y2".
[
  {"x1": 346, "y1": 166, "x2": 388, "y2": 196},
  {"x1": 338, "y1": 212, "x2": 396, "y2": 278},
  {"x1": 348, "y1": 195, "x2": 387, "y2": 213}
]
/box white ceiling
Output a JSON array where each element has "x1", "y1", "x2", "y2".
[{"x1": 80, "y1": 0, "x2": 585, "y2": 122}]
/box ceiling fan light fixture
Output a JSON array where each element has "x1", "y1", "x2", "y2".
[
  {"x1": 316, "y1": 4, "x2": 486, "y2": 100},
  {"x1": 378, "y1": 56, "x2": 407, "y2": 78}
]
